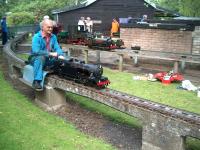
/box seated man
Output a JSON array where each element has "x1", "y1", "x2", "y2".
[{"x1": 30, "y1": 19, "x2": 65, "y2": 90}]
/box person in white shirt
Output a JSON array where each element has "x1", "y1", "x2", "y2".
[
  {"x1": 78, "y1": 17, "x2": 86, "y2": 31},
  {"x1": 85, "y1": 17, "x2": 93, "y2": 33}
]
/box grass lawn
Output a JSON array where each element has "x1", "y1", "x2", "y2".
[
  {"x1": 0, "y1": 69, "x2": 115, "y2": 150},
  {"x1": 103, "y1": 68, "x2": 200, "y2": 114}
]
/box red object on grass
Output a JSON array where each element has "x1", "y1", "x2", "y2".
[{"x1": 154, "y1": 72, "x2": 184, "y2": 84}]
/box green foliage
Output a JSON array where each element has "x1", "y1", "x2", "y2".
[
  {"x1": 179, "y1": 0, "x2": 200, "y2": 17},
  {"x1": 2, "y1": 0, "x2": 74, "y2": 25},
  {"x1": 9, "y1": 0, "x2": 73, "y2": 23},
  {"x1": 152, "y1": 0, "x2": 200, "y2": 17},
  {"x1": 7, "y1": 12, "x2": 35, "y2": 25}
]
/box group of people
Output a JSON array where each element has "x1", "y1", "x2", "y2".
[
  {"x1": 77, "y1": 16, "x2": 120, "y2": 37},
  {"x1": 0, "y1": 14, "x2": 146, "y2": 91},
  {"x1": 78, "y1": 16, "x2": 93, "y2": 33}
]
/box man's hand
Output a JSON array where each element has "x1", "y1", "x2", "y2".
[
  {"x1": 49, "y1": 52, "x2": 58, "y2": 57},
  {"x1": 58, "y1": 55, "x2": 65, "y2": 60}
]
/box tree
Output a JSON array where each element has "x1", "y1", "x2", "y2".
[
  {"x1": 151, "y1": 0, "x2": 200, "y2": 17},
  {"x1": 6, "y1": 0, "x2": 74, "y2": 25}
]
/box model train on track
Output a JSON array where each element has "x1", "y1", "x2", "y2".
[
  {"x1": 23, "y1": 56, "x2": 110, "y2": 90},
  {"x1": 57, "y1": 26, "x2": 125, "y2": 50},
  {"x1": 51, "y1": 57, "x2": 110, "y2": 88}
]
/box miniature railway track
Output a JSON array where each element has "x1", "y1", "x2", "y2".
[
  {"x1": 48, "y1": 75, "x2": 200, "y2": 126},
  {"x1": 3, "y1": 33, "x2": 200, "y2": 127},
  {"x1": 3, "y1": 33, "x2": 200, "y2": 149}
]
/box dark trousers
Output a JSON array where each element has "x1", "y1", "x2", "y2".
[{"x1": 2, "y1": 31, "x2": 8, "y2": 45}]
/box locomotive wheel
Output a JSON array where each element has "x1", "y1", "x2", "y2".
[{"x1": 75, "y1": 72, "x2": 88, "y2": 84}]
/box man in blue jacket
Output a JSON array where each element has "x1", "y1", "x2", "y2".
[
  {"x1": 31, "y1": 19, "x2": 65, "y2": 90},
  {"x1": 1, "y1": 16, "x2": 8, "y2": 45}
]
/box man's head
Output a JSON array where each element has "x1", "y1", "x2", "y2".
[
  {"x1": 41, "y1": 19, "x2": 53, "y2": 36},
  {"x1": 80, "y1": 17, "x2": 85, "y2": 20},
  {"x1": 86, "y1": 17, "x2": 91, "y2": 21},
  {"x1": 143, "y1": 15, "x2": 147, "y2": 20}
]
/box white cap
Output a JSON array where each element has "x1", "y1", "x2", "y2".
[{"x1": 43, "y1": 15, "x2": 50, "y2": 20}]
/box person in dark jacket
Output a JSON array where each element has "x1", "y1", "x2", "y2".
[{"x1": 1, "y1": 16, "x2": 8, "y2": 45}]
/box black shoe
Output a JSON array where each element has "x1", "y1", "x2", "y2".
[{"x1": 32, "y1": 80, "x2": 43, "y2": 91}]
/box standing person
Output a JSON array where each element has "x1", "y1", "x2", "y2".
[
  {"x1": 85, "y1": 17, "x2": 93, "y2": 33},
  {"x1": 30, "y1": 19, "x2": 65, "y2": 90},
  {"x1": 111, "y1": 18, "x2": 119, "y2": 37},
  {"x1": 1, "y1": 16, "x2": 8, "y2": 45},
  {"x1": 78, "y1": 16, "x2": 86, "y2": 32},
  {"x1": 52, "y1": 20, "x2": 61, "y2": 36},
  {"x1": 141, "y1": 14, "x2": 148, "y2": 22}
]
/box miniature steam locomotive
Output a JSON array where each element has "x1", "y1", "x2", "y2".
[
  {"x1": 87, "y1": 33, "x2": 125, "y2": 50},
  {"x1": 52, "y1": 57, "x2": 110, "y2": 88},
  {"x1": 58, "y1": 25, "x2": 124, "y2": 50}
]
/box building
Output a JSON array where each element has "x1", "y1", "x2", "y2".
[
  {"x1": 52, "y1": 0, "x2": 176, "y2": 33},
  {"x1": 52, "y1": 0, "x2": 200, "y2": 55}
]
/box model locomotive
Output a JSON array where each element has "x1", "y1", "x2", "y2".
[
  {"x1": 87, "y1": 32, "x2": 125, "y2": 50},
  {"x1": 51, "y1": 57, "x2": 110, "y2": 88},
  {"x1": 58, "y1": 25, "x2": 125, "y2": 50}
]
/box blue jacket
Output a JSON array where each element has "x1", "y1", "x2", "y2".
[
  {"x1": 31, "y1": 31, "x2": 63, "y2": 56},
  {"x1": 1, "y1": 18, "x2": 8, "y2": 33}
]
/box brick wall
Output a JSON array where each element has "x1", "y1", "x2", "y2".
[{"x1": 120, "y1": 28, "x2": 193, "y2": 54}]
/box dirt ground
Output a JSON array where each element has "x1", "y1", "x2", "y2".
[{"x1": 0, "y1": 55, "x2": 142, "y2": 150}]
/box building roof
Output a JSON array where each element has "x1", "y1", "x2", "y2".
[
  {"x1": 52, "y1": 0, "x2": 93, "y2": 14},
  {"x1": 52, "y1": 0, "x2": 179, "y2": 17}
]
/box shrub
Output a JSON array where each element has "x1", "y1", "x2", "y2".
[{"x1": 7, "y1": 12, "x2": 35, "y2": 26}]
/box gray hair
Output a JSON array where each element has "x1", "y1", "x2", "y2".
[{"x1": 40, "y1": 19, "x2": 53, "y2": 29}]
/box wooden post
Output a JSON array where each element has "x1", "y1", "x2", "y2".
[
  {"x1": 173, "y1": 60, "x2": 179, "y2": 73},
  {"x1": 96, "y1": 50, "x2": 100, "y2": 64},
  {"x1": 133, "y1": 51, "x2": 139, "y2": 67},
  {"x1": 180, "y1": 56, "x2": 186, "y2": 73},
  {"x1": 68, "y1": 48, "x2": 72, "y2": 57},
  {"x1": 134, "y1": 55, "x2": 138, "y2": 66},
  {"x1": 84, "y1": 49, "x2": 88, "y2": 64},
  {"x1": 118, "y1": 53, "x2": 123, "y2": 72}
]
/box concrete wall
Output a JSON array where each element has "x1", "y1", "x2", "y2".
[
  {"x1": 120, "y1": 27, "x2": 193, "y2": 54},
  {"x1": 192, "y1": 26, "x2": 200, "y2": 54}
]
